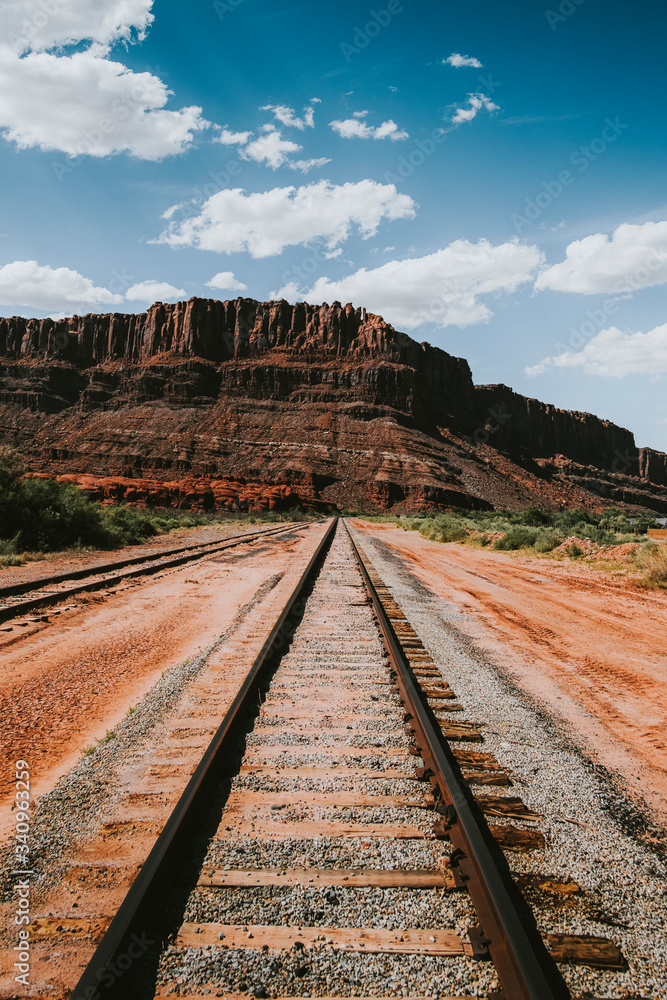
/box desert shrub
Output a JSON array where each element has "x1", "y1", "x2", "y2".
[
  {"x1": 568, "y1": 521, "x2": 617, "y2": 546},
  {"x1": 517, "y1": 506, "x2": 553, "y2": 527},
  {"x1": 634, "y1": 542, "x2": 667, "y2": 585},
  {"x1": 534, "y1": 530, "x2": 562, "y2": 553},
  {"x1": 494, "y1": 526, "x2": 540, "y2": 550},
  {"x1": 419, "y1": 515, "x2": 469, "y2": 544},
  {"x1": 565, "y1": 541, "x2": 584, "y2": 558}
]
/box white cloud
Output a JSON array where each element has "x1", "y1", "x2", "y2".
[
  {"x1": 125, "y1": 280, "x2": 186, "y2": 302},
  {"x1": 0, "y1": 1, "x2": 209, "y2": 159},
  {"x1": 273, "y1": 239, "x2": 543, "y2": 329},
  {"x1": 535, "y1": 221, "x2": 667, "y2": 294},
  {"x1": 3, "y1": 0, "x2": 155, "y2": 53},
  {"x1": 156, "y1": 179, "x2": 416, "y2": 258},
  {"x1": 445, "y1": 53, "x2": 483, "y2": 68},
  {"x1": 450, "y1": 93, "x2": 499, "y2": 126},
  {"x1": 525, "y1": 324, "x2": 667, "y2": 378},
  {"x1": 216, "y1": 127, "x2": 253, "y2": 146},
  {"x1": 330, "y1": 114, "x2": 409, "y2": 141},
  {"x1": 290, "y1": 157, "x2": 331, "y2": 173},
  {"x1": 205, "y1": 271, "x2": 248, "y2": 292},
  {"x1": 240, "y1": 126, "x2": 302, "y2": 169},
  {"x1": 0, "y1": 260, "x2": 122, "y2": 313},
  {"x1": 261, "y1": 102, "x2": 317, "y2": 129}
]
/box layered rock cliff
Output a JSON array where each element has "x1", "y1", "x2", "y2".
[{"x1": 0, "y1": 297, "x2": 665, "y2": 513}]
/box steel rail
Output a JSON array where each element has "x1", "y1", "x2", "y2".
[
  {"x1": 69, "y1": 516, "x2": 338, "y2": 1000},
  {"x1": 0, "y1": 520, "x2": 315, "y2": 624},
  {"x1": 345, "y1": 521, "x2": 571, "y2": 1000},
  {"x1": 0, "y1": 520, "x2": 313, "y2": 600}
]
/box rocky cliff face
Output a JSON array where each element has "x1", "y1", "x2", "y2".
[{"x1": 0, "y1": 297, "x2": 665, "y2": 513}]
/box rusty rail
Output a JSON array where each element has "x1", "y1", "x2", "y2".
[
  {"x1": 0, "y1": 520, "x2": 315, "y2": 624},
  {"x1": 345, "y1": 521, "x2": 571, "y2": 1000},
  {"x1": 69, "y1": 517, "x2": 338, "y2": 1000}
]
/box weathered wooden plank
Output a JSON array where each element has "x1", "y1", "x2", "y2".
[
  {"x1": 475, "y1": 796, "x2": 542, "y2": 821},
  {"x1": 27, "y1": 917, "x2": 111, "y2": 941},
  {"x1": 438, "y1": 722, "x2": 483, "y2": 742},
  {"x1": 225, "y1": 791, "x2": 432, "y2": 810},
  {"x1": 198, "y1": 868, "x2": 456, "y2": 889},
  {"x1": 220, "y1": 819, "x2": 430, "y2": 839},
  {"x1": 452, "y1": 749, "x2": 500, "y2": 769},
  {"x1": 245, "y1": 745, "x2": 407, "y2": 759},
  {"x1": 547, "y1": 933, "x2": 624, "y2": 969},
  {"x1": 177, "y1": 923, "x2": 466, "y2": 956},
  {"x1": 254, "y1": 726, "x2": 404, "y2": 739},
  {"x1": 463, "y1": 770, "x2": 512, "y2": 787},
  {"x1": 239, "y1": 765, "x2": 419, "y2": 780},
  {"x1": 488, "y1": 825, "x2": 546, "y2": 851}
]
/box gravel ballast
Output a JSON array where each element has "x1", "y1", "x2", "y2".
[{"x1": 351, "y1": 526, "x2": 667, "y2": 999}]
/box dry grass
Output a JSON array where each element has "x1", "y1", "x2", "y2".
[{"x1": 634, "y1": 542, "x2": 667, "y2": 587}]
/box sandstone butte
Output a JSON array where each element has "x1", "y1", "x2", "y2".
[{"x1": 1, "y1": 296, "x2": 666, "y2": 514}]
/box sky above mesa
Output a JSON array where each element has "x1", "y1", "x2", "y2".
[{"x1": 1, "y1": 0, "x2": 666, "y2": 449}]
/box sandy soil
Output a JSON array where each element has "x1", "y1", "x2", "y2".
[
  {"x1": 0, "y1": 521, "x2": 281, "y2": 589},
  {"x1": 0, "y1": 523, "x2": 322, "y2": 838},
  {"x1": 354, "y1": 521, "x2": 667, "y2": 828}
]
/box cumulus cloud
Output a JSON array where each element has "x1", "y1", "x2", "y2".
[
  {"x1": 261, "y1": 102, "x2": 318, "y2": 129},
  {"x1": 445, "y1": 53, "x2": 483, "y2": 68},
  {"x1": 535, "y1": 221, "x2": 667, "y2": 295},
  {"x1": 525, "y1": 324, "x2": 667, "y2": 378},
  {"x1": 0, "y1": 259, "x2": 122, "y2": 313},
  {"x1": 216, "y1": 127, "x2": 253, "y2": 146},
  {"x1": 4, "y1": 0, "x2": 155, "y2": 53},
  {"x1": 239, "y1": 126, "x2": 302, "y2": 169},
  {"x1": 290, "y1": 157, "x2": 331, "y2": 173},
  {"x1": 213, "y1": 123, "x2": 328, "y2": 173},
  {"x1": 205, "y1": 271, "x2": 248, "y2": 292},
  {"x1": 156, "y1": 179, "x2": 416, "y2": 258},
  {"x1": 273, "y1": 239, "x2": 543, "y2": 330},
  {"x1": 125, "y1": 280, "x2": 186, "y2": 302},
  {"x1": 330, "y1": 113, "x2": 409, "y2": 141},
  {"x1": 450, "y1": 93, "x2": 499, "y2": 126},
  {"x1": 0, "y1": 0, "x2": 209, "y2": 159}
]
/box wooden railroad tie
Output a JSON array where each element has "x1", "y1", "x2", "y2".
[{"x1": 197, "y1": 867, "x2": 458, "y2": 890}]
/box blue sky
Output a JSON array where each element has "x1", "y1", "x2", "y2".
[{"x1": 1, "y1": 0, "x2": 667, "y2": 449}]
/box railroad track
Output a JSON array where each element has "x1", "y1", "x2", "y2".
[
  {"x1": 0, "y1": 520, "x2": 313, "y2": 626},
  {"x1": 20, "y1": 517, "x2": 625, "y2": 999}
]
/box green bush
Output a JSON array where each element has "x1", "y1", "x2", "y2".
[
  {"x1": 494, "y1": 526, "x2": 540, "y2": 550},
  {"x1": 419, "y1": 515, "x2": 469, "y2": 544},
  {"x1": 534, "y1": 530, "x2": 562, "y2": 553}
]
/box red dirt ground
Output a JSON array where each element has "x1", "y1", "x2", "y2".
[
  {"x1": 0, "y1": 523, "x2": 321, "y2": 841},
  {"x1": 354, "y1": 521, "x2": 667, "y2": 830}
]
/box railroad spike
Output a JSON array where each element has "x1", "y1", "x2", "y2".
[
  {"x1": 414, "y1": 766, "x2": 434, "y2": 781},
  {"x1": 467, "y1": 925, "x2": 492, "y2": 961}
]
